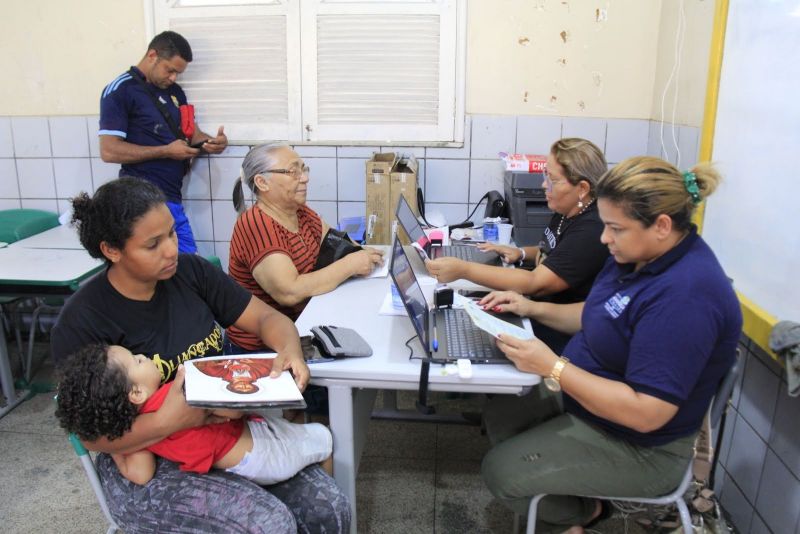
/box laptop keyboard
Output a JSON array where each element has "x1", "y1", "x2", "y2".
[
  {"x1": 439, "y1": 245, "x2": 481, "y2": 261},
  {"x1": 442, "y1": 308, "x2": 499, "y2": 360}
]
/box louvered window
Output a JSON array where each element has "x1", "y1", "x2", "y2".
[{"x1": 149, "y1": 0, "x2": 463, "y2": 144}]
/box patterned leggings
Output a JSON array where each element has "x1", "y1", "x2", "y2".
[{"x1": 96, "y1": 453, "x2": 350, "y2": 533}]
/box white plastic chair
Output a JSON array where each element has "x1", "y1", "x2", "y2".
[{"x1": 519, "y1": 349, "x2": 742, "y2": 534}]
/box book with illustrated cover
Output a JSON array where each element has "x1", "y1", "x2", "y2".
[{"x1": 183, "y1": 354, "x2": 307, "y2": 410}]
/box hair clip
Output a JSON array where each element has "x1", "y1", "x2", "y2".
[{"x1": 683, "y1": 171, "x2": 702, "y2": 205}]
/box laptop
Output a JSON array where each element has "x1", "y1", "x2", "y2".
[
  {"x1": 389, "y1": 235, "x2": 524, "y2": 364},
  {"x1": 394, "y1": 196, "x2": 501, "y2": 266}
]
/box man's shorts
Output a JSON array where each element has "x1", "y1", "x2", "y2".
[{"x1": 166, "y1": 201, "x2": 198, "y2": 254}]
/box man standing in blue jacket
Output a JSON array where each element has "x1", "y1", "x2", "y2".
[{"x1": 99, "y1": 31, "x2": 227, "y2": 253}]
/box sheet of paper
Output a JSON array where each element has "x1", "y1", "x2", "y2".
[
  {"x1": 367, "y1": 260, "x2": 389, "y2": 278},
  {"x1": 456, "y1": 295, "x2": 535, "y2": 340}
]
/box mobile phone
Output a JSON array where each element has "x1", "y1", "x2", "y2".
[{"x1": 189, "y1": 140, "x2": 206, "y2": 149}]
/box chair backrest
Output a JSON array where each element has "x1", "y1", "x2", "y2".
[
  {"x1": 0, "y1": 209, "x2": 59, "y2": 243},
  {"x1": 709, "y1": 347, "x2": 743, "y2": 429},
  {"x1": 205, "y1": 255, "x2": 223, "y2": 270}
]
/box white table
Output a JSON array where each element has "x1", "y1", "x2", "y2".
[
  {"x1": 295, "y1": 274, "x2": 540, "y2": 533},
  {"x1": 0, "y1": 245, "x2": 104, "y2": 419},
  {"x1": 8, "y1": 223, "x2": 85, "y2": 250}
]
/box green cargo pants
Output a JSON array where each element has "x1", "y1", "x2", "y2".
[{"x1": 481, "y1": 386, "x2": 695, "y2": 533}]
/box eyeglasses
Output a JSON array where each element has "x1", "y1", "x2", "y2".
[
  {"x1": 265, "y1": 164, "x2": 310, "y2": 180},
  {"x1": 542, "y1": 165, "x2": 569, "y2": 192}
]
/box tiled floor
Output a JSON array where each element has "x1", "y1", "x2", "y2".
[{"x1": 1, "y1": 341, "x2": 651, "y2": 533}]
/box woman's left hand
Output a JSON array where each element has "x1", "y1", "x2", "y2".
[
  {"x1": 496, "y1": 334, "x2": 559, "y2": 376},
  {"x1": 272, "y1": 348, "x2": 310, "y2": 392}
]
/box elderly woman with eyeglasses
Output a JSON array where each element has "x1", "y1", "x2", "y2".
[
  {"x1": 425, "y1": 138, "x2": 609, "y2": 352},
  {"x1": 226, "y1": 143, "x2": 384, "y2": 354}
]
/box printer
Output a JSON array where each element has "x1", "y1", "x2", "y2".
[{"x1": 504, "y1": 170, "x2": 553, "y2": 246}]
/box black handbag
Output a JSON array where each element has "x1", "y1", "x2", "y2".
[{"x1": 313, "y1": 228, "x2": 362, "y2": 270}]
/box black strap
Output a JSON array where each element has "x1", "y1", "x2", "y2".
[{"x1": 127, "y1": 67, "x2": 185, "y2": 141}]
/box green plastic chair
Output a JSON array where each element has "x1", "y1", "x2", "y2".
[
  {"x1": 205, "y1": 255, "x2": 223, "y2": 270},
  {"x1": 0, "y1": 209, "x2": 59, "y2": 244}
]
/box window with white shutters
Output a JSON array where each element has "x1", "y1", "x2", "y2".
[{"x1": 148, "y1": 0, "x2": 464, "y2": 144}]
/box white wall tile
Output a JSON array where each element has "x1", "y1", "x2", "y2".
[
  {"x1": 338, "y1": 146, "x2": 380, "y2": 158},
  {"x1": 184, "y1": 199, "x2": 214, "y2": 241},
  {"x1": 305, "y1": 157, "x2": 337, "y2": 201},
  {"x1": 471, "y1": 115, "x2": 516, "y2": 159},
  {"x1": 337, "y1": 158, "x2": 367, "y2": 201},
  {"x1": 726, "y1": 413, "x2": 768, "y2": 503},
  {"x1": 562, "y1": 117, "x2": 607, "y2": 152},
  {"x1": 17, "y1": 159, "x2": 55, "y2": 198},
  {"x1": 212, "y1": 145, "x2": 251, "y2": 158},
  {"x1": 0, "y1": 118, "x2": 13, "y2": 157},
  {"x1": 20, "y1": 198, "x2": 58, "y2": 212},
  {"x1": 56, "y1": 198, "x2": 73, "y2": 215},
  {"x1": 677, "y1": 126, "x2": 699, "y2": 169},
  {"x1": 719, "y1": 470, "x2": 754, "y2": 534},
  {"x1": 53, "y1": 158, "x2": 93, "y2": 199},
  {"x1": 183, "y1": 157, "x2": 211, "y2": 200},
  {"x1": 338, "y1": 201, "x2": 365, "y2": 221},
  {"x1": 738, "y1": 354, "x2": 779, "y2": 441},
  {"x1": 424, "y1": 203, "x2": 467, "y2": 225},
  {"x1": 195, "y1": 241, "x2": 216, "y2": 260},
  {"x1": 425, "y1": 159, "x2": 469, "y2": 203},
  {"x1": 0, "y1": 159, "x2": 19, "y2": 197},
  {"x1": 306, "y1": 200, "x2": 337, "y2": 226},
  {"x1": 381, "y1": 146, "x2": 425, "y2": 159},
  {"x1": 426, "y1": 116, "x2": 472, "y2": 159},
  {"x1": 516, "y1": 116, "x2": 561, "y2": 155},
  {"x1": 11, "y1": 117, "x2": 51, "y2": 157},
  {"x1": 211, "y1": 199, "x2": 237, "y2": 242},
  {"x1": 215, "y1": 241, "x2": 231, "y2": 273},
  {"x1": 86, "y1": 115, "x2": 101, "y2": 158},
  {"x1": 647, "y1": 121, "x2": 665, "y2": 158},
  {"x1": 293, "y1": 145, "x2": 336, "y2": 158},
  {"x1": 469, "y1": 160, "x2": 505, "y2": 204},
  {"x1": 209, "y1": 156, "x2": 244, "y2": 200},
  {"x1": 49, "y1": 117, "x2": 90, "y2": 157},
  {"x1": 769, "y1": 382, "x2": 800, "y2": 479},
  {"x1": 90, "y1": 158, "x2": 120, "y2": 190},
  {"x1": 0, "y1": 198, "x2": 21, "y2": 209},
  {"x1": 755, "y1": 450, "x2": 800, "y2": 534},
  {"x1": 661, "y1": 125, "x2": 681, "y2": 166},
  {"x1": 605, "y1": 119, "x2": 649, "y2": 163}
]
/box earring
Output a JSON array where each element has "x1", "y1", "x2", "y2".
[{"x1": 577, "y1": 197, "x2": 584, "y2": 209}]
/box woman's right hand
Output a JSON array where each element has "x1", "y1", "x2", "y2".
[
  {"x1": 477, "y1": 243, "x2": 522, "y2": 264},
  {"x1": 346, "y1": 248, "x2": 384, "y2": 277},
  {"x1": 479, "y1": 290, "x2": 533, "y2": 317}
]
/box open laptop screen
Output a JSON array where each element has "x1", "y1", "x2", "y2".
[
  {"x1": 389, "y1": 236, "x2": 430, "y2": 354},
  {"x1": 395, "y1": 195, "x2": 429, "y2": 248}
]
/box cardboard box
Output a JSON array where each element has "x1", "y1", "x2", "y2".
[
  {"x1": 389, "y1": 155, "x2": 418, "y2": 245},
  {"x1": 365, "y1": 153, "x2": 397, "y2": 245},
  {"x1": 499, "y1": 152, "x2": 547, "y2": 173}
]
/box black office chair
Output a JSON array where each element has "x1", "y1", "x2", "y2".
[{"x1": 519, "y1": 348, "x2": 743, "y2": 534}]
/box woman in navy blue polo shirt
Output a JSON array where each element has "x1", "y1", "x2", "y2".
[{"x1": 479, "y1": 156, "x2": 742, "y2": 533}]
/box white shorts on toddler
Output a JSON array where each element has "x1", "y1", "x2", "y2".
[{"x1": 226, "y1": 416, "x2": 332, "y2": 485}]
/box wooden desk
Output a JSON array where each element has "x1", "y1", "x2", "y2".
[{"x1": 295, "y1": 274, "x2": 539, "y2": 533}]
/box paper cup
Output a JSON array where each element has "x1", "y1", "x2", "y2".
[{"x1": 497, "y1": 223, "x2": 513, "y2": 245}]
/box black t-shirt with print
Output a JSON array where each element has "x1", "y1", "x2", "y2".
[
  {"x1": 51, "y1": 254, "x2": 251, "y2": 381},
  {"x1": 538, "y1": 202, "x2": 609, "y2": 305}
]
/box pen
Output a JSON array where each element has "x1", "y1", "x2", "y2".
[{"x1": 432, "y1": 312, "x2": 439, "y2": 352}]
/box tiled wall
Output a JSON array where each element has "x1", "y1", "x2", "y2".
[
  {"x1": 0, "y1": 114, "x2": 699, "y2": 269},
  {"x1": 715, "y1": 342, "x2": 800, "y2": 534}
]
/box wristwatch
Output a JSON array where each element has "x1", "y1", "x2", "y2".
[{"x1": 544, "y1": 356, "x2": 569, "y2": 392}]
